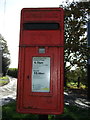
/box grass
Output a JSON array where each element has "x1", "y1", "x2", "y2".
[
  {"x1": 2, "y1": 101, "x2": 90, "y2": 120},
  {"x1": 2, "y1": 102, "x2": 38, "y2": 120},
  {"x1": 54, "y1": 105, "x2": 90, "y2": 120},
  {"x1": 0, "y1": 76, "x2": 9, "y2": 86},
  {"x1": 0, "y1": 76, "x2": 9, "y2": 80}
]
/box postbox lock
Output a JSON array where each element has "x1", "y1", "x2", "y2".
[{"x1": 27, "y1": 75, "x2": 30, "y2": 80}]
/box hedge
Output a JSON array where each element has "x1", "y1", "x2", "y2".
[{"x1": 7, "y1": 68, "x2": 18, "y2": 78}]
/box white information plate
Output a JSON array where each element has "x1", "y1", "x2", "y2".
[{"x1": 32, "y1": 57, "x2": 50, "y2": 92}]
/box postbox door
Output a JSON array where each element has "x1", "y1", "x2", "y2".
[{"x1": 19, "y1": 46, "x2": 63, "y2": 114}]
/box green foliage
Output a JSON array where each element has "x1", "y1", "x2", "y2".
[
  {"x1": 7, "y1": 68, "x2": 18, "y2": 78},
  {"x1": 66, "y1": 68, "x2": 87, "y2": 84},
  {"x1": 62, "y1": 1, "x2": 90, "y2": 70},
  {"x1": 67, "y1": 82, "x2": 86, "y2": 89},
  {"x1": 61, "y1": 1, "x2": 90, "y2": 87},
  {"x1": 2, "y1": 56, "x2": 10, "y2": 76},
  {"x1": 2, "y1": 102, "x2": 90, "y2": 120},
  {"x1": 0, "y1": 34, "x2": 10, "y2": 76},
  {"x1": 65, "y1": 66, "x2": 87, "y2": 88}
]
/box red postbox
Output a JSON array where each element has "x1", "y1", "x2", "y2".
[{"x1": 17, "y1": 8, "x2": 64, "y2": 115}]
